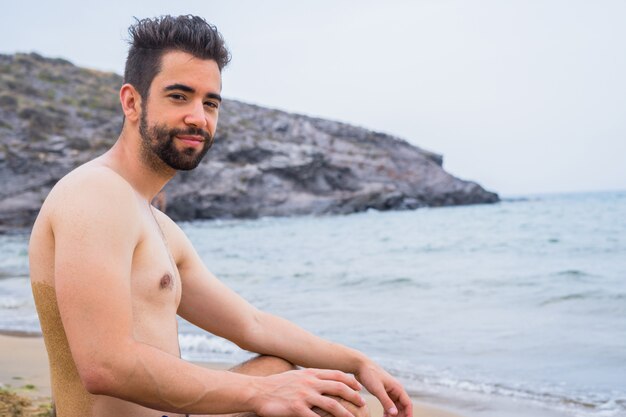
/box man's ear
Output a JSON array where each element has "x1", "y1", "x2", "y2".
[{"x1": 120, "y1": 84, "x2": 142, "y2": 122}]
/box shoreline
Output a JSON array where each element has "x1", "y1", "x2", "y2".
[
  {"x1": 0, "y1": 333, "x2": 463, "y2": 417},
  {"x1": 0, "y1": 332, "x2": 580, "y2": 417}
]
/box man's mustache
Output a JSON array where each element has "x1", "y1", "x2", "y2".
[{"x1": 169, "y1": 127, "x2": 213, "y2": 142}]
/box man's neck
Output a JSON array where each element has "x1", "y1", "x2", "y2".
[{"x1": 102, "y1": 131, "x2": 175, "y2": 202}]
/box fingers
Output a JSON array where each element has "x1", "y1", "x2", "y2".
[
  {"x1": 394, "y1": 389, "x2": 413, "y2": 417},
  {"x1": 396, "y1": 388, "x2": 413, "y2": 417},
  {"x1": 318, "y1": 380, "x2": 365, "y2": 408},
  {"x1": 310, "y1": 394, "x2": 363, "y2": 417},
  {"x1": 254, "y1": 369, "x2": 367, "y2": 417},
  {"x1": 299, "y1": 405, "x2": 335, "y2": 417},
  {"x1": 323, "y1": 395, "x2": 370, "y2": 417},
  {"x1": 383, "y1": 380, "x2": 413, "y2": 417},
  {"x1": 308, "y1": 368, "x2": 363, "y2": 391},
  {"x1": 367, "y1": 381, "x2": 397, "y2": 416},
  {"x1": 302, "y1": 370, "x2": 367, "y2": 417},
  {"x1": 372, "y1": 383, "x2": 413, "y2": 417},
  {"x1": 357, "y1": 366, "x2": 411, "y2": 417}
]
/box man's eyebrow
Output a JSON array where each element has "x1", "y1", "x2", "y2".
[
  {"x1": 206, "y1": 92, "x2": 222, "y2": 102},
  {"x1": 164, "y1": 84, "x2": 222, "y2": 102},
  {"x1": 164, "y1": 83, "x2": 195, "y2": 93}
]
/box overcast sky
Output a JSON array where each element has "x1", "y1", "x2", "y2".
[{"x1": 2, "y1": 0, "x2": 625, "y2": 196}]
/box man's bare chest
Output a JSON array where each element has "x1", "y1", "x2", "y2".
[{"x1": 130, "y1": 217, "x2": 182, "y2": 311}]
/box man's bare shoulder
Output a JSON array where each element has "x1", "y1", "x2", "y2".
[
  {"x1": 51, "y1": 163, "x2": 134, "y2": 200},
  {"x1": 42, "y1": 163, "x2": 142, "y2": 236}
]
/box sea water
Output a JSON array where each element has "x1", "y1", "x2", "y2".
[{"x1": 1, "y1": 191, "x2": 625, "y2": 416}]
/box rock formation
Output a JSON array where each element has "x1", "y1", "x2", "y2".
[{"x1": 0, "y1": 53, "x2": 498, "y2": 232}]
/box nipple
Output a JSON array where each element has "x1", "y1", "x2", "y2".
[{"x1": 159, "y1": 273, "x2": 173, "y2": 290}]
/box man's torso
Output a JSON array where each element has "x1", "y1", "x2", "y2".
[{"x1": 29, "y1": 161, "x2": 187, "y2": 417}]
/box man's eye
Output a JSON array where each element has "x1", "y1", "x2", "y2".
[
  {"x1": 204, "y1": 101, "x2": 219, "y2": 109},
  {"x1": 170, "y1": 94, "x2": 186, "y2": 101}
]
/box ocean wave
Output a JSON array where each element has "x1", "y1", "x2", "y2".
[
  {"x1": 0, "y1": 271, "x2": 29, "y2": 280},
  {"x1": 388, "y1": 366, "x2": 626, "y2": 417},
  {"x1": 539, "y1": 291, "x2": 603, "y2": 306},
  {"x1": 178, "y1": 333, "x2": 254, "y2": 363},
  {"x1": 0, "y1": 296, "x2": 29, "y2": 309},
  {"x1": 556, "y1": 269, "x2": 592, "y2": 278},
  {"x1": 178, "y1": 333, "x2": 240, "y2": 355}
]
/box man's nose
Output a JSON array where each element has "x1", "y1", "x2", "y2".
[{"x1": 183, "y1": 102, "x2": 208, "y2": 129}]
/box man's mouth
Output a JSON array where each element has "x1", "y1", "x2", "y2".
[{"x1": 176, "y1": 135, "x2": 205, "y2": 147}]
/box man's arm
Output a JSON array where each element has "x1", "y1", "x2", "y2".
[
  {"x1": 170, "y1": 218, "x2": 413, "y2": 417},
  {"x1": 51, "y1": 169, "x2": 363, "y2": 417}
]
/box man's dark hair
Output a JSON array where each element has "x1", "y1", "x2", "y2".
[{"x1": 124, "y1": 15, "x2": 230, "y2": 100}]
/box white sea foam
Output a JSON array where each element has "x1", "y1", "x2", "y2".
[
  {"x1": 0, "y1": 295, "x2": 26, "y2": 309},
  {"x1": 178, "y1": 333, "x2": 253, "y2": 363}
]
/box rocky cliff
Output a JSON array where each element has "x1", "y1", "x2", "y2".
[{"x1": 0, "y1": 53, "x2": 498, "y2": 232}]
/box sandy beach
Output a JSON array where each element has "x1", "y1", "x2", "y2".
[{"x1": 0, "y1": 333, "x2": 463, "y2": 417}]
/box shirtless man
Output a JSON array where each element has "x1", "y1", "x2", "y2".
[{"x1": 28, "y1": 15, "x2": 413, "y2": 417}]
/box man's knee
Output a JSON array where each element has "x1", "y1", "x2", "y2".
[{"x1": 229, "y1": 355, "x2": 296, "y2": 376}]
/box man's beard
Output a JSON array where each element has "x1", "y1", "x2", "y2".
[{"x1": 139, "y1": 112, "x2": 214, "y2": 171}]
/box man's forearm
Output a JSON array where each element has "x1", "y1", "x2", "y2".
[
  {"x1": 86, "y1": 339, "x2": 258, "y2": 414},
  {"x1": 84, "y1": 338, "x2": 365, "y2": 417},
  {"x1": 237, "y1": 312, "x2": 413, "y2": 417},
  {"x1": 240, "y1": 311, "x2": 370, "y2": 374}
]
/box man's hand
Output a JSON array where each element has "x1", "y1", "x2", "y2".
[
  {"x1": 312, "y1": 395, "x2": 370, "y2": 417},
  {"x1": 252, "y1": 368, "x2": 366, "y2": 417},
  {"x1": 355, "y1": 362, "x2": 413, "y2": 417}
]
